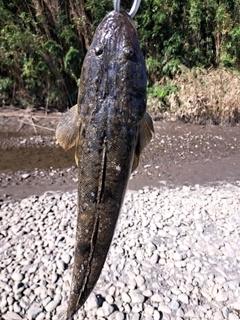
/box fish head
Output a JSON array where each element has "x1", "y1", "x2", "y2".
[
  {"x1": 92, "y1": 11, "x2": 140, "y2": 60},
  {"x1": 78, "y1": 10, "x2": 147, "y2": 125}
]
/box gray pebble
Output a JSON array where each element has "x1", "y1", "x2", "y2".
[
  {"x1": 7, "y1": 296, "x2": 14, "y2": 306},
  {"x1": 135, "y1": 274, "x2": 145, "y2": 287},
  {"x1": 132, "y1": 313, "x2": 141, "y2": 320},
  {"x1": 158, "y1": 305, "x2": 171, "y2": 314},
  {"x1": 150, "y1": 293, "x2": 163, "y2": 303},
  {"x1": 51, "y1": 272, "x2": 58, "y2": 284},
  {"x1": 21, "y1": 173, "x2": 31, "y2": 179},
  {"x1": 222, "y1": 306, "x2": 230, "y2": 318},
  {"x1": 144, "y1": 305, "x2": 155, "y2": 316},
  {"x1": 42, "y1": 297, "x2": 52, "y2": 307},
  {"x1": 45, "y1": 299, "x2": 60, "y2": 312},
  {"x1": 168, "y1": 299, "x2": 180, "y2": 310},
  {"x1": 1, "y1": 185, "x2": 240, "y2": 319},
  {"x1": 153, "y1": 310, "x2": 161, "y2": 320},
  {"x1": 105, "y1": 294, "x2": 114, "y2": 304},
  {"x1": 122, "y1": 292, "x2": 131, "y2": 303},
  {"x1": 1, "y1": 298, "x2": 7, "y2": 309},
  {"x1": 13, "y1": 302, "x2": 21, "y2": 313},
  {"x1": 128, "y1": 278, "x2": 137, "y2": 289},
  {"x1": 102, "y1": 301, "x2": 114, "y2": 316},
  {"x1": 12, "y1": 273, "x2": 24, "y2": 282},
  {"x1": 178, "y1": 293, "x2": 189, "y2": 304},
  {"x1": 129, "y1": 290, "x2": 145, "y2": 303},
  {"x1": 213, "y1": 310, "x2": 224, "y2": 320},
  {"x1": 85, "y1": 293, "x2": 100, "y2": 311},
  {"x1": 109, "y1": 311, "x2": 125, "y2": 320},
  {"x1": 173, "y1": 251, "x2": 186, "y2": 261},
  {"x1": 35, "y1": 314, "x2": 45, "y2": 320},
  {"x1": 176, "y1": 308, "x2": 184, "y2": 317},
  {"x1": 229, "y1": 314, "x2": 240, "y2": 320},
  {"x1": 96, "y1": 307, "x2": 105, "y2": 317},
  {"x1": 2, "y1": 312, "x2": 23, "y2": 319},
  {"x1": 27, "y1": 306, "x2": 42, "y2": 320},
  {"x1": 56, "y1": 259, "x2": 66, "y2": 271},
  {"x1": 216, "y1": 290, "x2": 228, "y2": 302},
  {"x1": 147, "y1": 242, "x2": 157, "y2": 251},
  {"x1": 61, "y1": 253, "x2": 71, "y2": 264},
  {"x1": 150, "y1": 253, "x2": 159, "y2": 264}
]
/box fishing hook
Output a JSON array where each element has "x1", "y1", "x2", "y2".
[{"x1": 114, "y1": 0, "x2": 141, "y2": 18}]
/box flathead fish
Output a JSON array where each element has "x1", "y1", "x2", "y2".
[{"x1": 56, "y1": 9, "x2": 154, "y2": 320}]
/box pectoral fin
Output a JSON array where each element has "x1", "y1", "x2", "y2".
[
  {"x1": 56, "y1": 104, "x2": 79, "y2": 152},
  {"x1": 132, "y1": 112, "x2": 154, "y2": 172},
  {"x1": 74, "y1": 133, "x2": 80, "y2": 167}
]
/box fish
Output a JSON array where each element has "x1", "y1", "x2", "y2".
[{"x1": 56, "y1": 9, "x2": 154, "y2": 320}]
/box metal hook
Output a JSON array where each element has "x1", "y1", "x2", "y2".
[{"x1": 114, "y1": 0, "x2": 141, "y2": 18}]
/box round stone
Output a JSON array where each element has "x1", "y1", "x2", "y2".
[
  {"x1": 85, "y1": 293, "x2": 100, "y2": 311},
  {"x1": 158, "y1": 305, "x2": 171, "y2": 314},
  {"x1": 13, "y1": 302, "x2": 21, "y2": 313},
  {"x1": 2, "y1": 312, "x2": 23, "y2": 319},
  {"x1": 229, "y1": 314, "x2": 239, "y2": 320},
  {"x1": 178, "y1": 293, "x2": 189, "y2": 304},
  {"x1": 213, "y1": 310, "x2": 224, "y2": 320},
  {"x1": 45, "y1": 300, "x2": 60, "y2": 312},
  {"x1": 12, "y1": 273, "x2": 24, "y2": 282},
  {"x1": 153, "y1": 310, "x2": 161, "y2": 320},
  {"x1": 144, "y1": 305, "x2": 154, "y2": 316},
  {"x1": 216, "y1": 290, "x2": 228, "y2": 302},
  {"x1": 61, "y1": 253, "x2": 71, "y2": 264},
  {"x1": 135, "y1": 275, "x2": 145, "y2": 287},
  {"x1": 105, "y1": 294, "x2": 114, "y2": 304},
  {"x1": 102, "y1": 301, "x2": 114, "y2": 316},
  {"x1": 28, "y1": 306, "x2": 42, "y2": 320},
  {"x1": 168, "y1": 300, "x2": 180, "y2": 310},
  {"x1": 122, "y1": 292, "x2": 131, "y2": 303},
  {"x1": 150, "y1": 293, "x2": 163, "y2": 303},
  {"x1": 143, "y1": 290, "x2": 153, "y2": 298},
  {"x1": 109, "y1": 311, "x2": 125, "y2": 320},
  {"x1": 129, "y1": 290, "x2": 145, "y2": 304}
]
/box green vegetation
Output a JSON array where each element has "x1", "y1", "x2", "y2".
[
  {"x1": 0, "y1": 0, "x2": 240, "y2": 123},
  {"x1": 147, "y1": 83, "x2": 179, "y2": 113}
]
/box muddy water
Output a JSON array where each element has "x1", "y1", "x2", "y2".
[
  {"x1": 1, "y1": 121, "x2": 240, "y2": 199},
  {"x1": 0, "y1": 146, "x2": 75, "y2": 171}
]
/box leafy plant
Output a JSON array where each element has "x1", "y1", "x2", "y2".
[
  {"x1": 0, "y1": 0, "x2": 240, "y2": 112},
  {"x1": 147, "y1": 82, "x2": 178, "y2": 113}
]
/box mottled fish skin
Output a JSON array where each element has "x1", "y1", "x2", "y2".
[{"x1": 56, "y1": 10, "x2": 154, "y2": 320}]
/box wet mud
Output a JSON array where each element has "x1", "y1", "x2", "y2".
[{"x1": 0, "y1": 111, "x2": 240, "y2": 200}]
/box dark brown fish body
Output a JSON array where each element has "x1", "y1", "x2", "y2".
[{"x1": 56, "y1": 10, "x2": 154, "y2": 320}]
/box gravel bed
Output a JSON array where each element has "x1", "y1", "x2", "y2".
[
  {"x1": 1, "y1": 183, "x2": 240, "y2": 320},
  {"x1": 0, "y1": 135, "x2": 57, "y2": 150}
]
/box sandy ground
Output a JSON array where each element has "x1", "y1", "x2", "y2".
[{"x1": 0, "y1": 108, "x2": 240, "y2": 201}]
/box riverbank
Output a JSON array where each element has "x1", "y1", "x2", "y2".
[{"x1": 1, "y1": 184, "x2": 240, "y2": 319}]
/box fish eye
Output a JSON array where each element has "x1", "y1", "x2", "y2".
[
  {"x1": 95, "y1": 46, "x2": 103, "y2": 56},
  {"x1": 123, "y1": 48, "x2": 134, "y2": 59}
]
